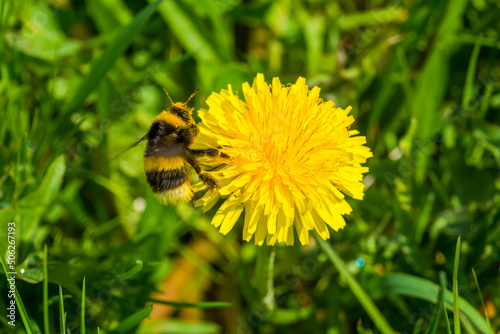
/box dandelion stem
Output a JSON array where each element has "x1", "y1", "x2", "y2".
[
  {"x1": 256, "y1": 246, "x2": 276, "y2": 310},
  {"x1": 314, "y1": 233, "x2": 394, "y2": 334}
]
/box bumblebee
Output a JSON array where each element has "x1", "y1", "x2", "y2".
[{"x1": 133, "y1": 89, "x2": 229, "y2": 205}]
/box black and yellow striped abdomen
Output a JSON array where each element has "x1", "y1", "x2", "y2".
[{"x1": 144, "y1": 156, "x2": 194, "y2": 205}]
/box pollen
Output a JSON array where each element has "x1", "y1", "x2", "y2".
[{"x1": 193, "y1": 74, "x2": 373, "y2": 246}]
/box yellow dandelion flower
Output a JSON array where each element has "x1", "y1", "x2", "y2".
[{"x1": 193, "y1": 74, "x2": 372, "y2": 246}]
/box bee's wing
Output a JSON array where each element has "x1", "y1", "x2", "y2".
[{"x1": 112, "y1": 134, "x2": 148, "y2": 160}]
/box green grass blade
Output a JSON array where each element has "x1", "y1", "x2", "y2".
[
  {"x1": 0, "y1": 249, "x2": 34, "y2": 334},
  {"x1": 59, "y1": 285, "x2": 65, "y2": 334},
  {"x1": 192, "y1": 0, "x2": 231, "y2": 59},
  {"x1": 155, "y1": 0, "x2": 224, "y2": 63},
  {"x1": 0, "y1": 0, "x2": 7, "y2": 57},
  {"x1": 81, "y1": 277, "x2": 86, "y2": 334},
  {"x1": 471, "y1": 268, "x2": 493, "y2": 333},
  {"x1": 314, "y1": 234, "x2": 394, "y2": 334},
  {"x1": 149, "y1": 299, "x2": 232, "y2": 308},
  {"x1": 337, "y1": 6, "x2": 406, "y2": 30},
  {"x1": 61, "y1": 0, "x2": 163, "y2": 116},
  {"x1": 0, "y1": 315, "x2": 11, "y2": 327},
  {"x1": 413, "y1": 318, "x2": 424, "y2": 334},
  {"x1": 382, "y1": 273, "x2": 489, "y2": 333},
  {"x1": 462, "y1": 40, "x2": 482, "y2": 109},
  {"x1": 426, "y1": 286, "x2": 443, "y2": 334},
  {"x1": 415, "y1": 191, "x2": 436, "y2": 245},
  {"x1": 15, "y1": 133, "x2": 28, "y2": 194},
  {"x1": 294, "y1": 0, "x2": 326, "y2": 76},
  {"x1": 266, "y1": 306, "x2": 313, "y2": 325},
  {"x1": 439, "y1": 272, "x2": 452, "y2": 334},
  {"x1": 110, "y1": 305, "x2": 153, "y2": 334},
  {"x1": 453, "y1": 236, "x2": 461, "y2": 334},
  {"x1": 412, "y1": 0, "x2": 468, "y2": 141},
  {"x1": 87, "y1": 0, "x2": 133, "y2": 31},
  {"x1": 116, "y1": 260, "x2": 143, "y2": 281},
  {"x1": 43, "y1": 244, "x2": 49, "y2": 334}
]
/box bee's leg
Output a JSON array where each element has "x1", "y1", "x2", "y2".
[
  {"x1": 189, "y1": 123, "x2": 200, "y2": 138},
  {"x1": 186, "y1": 155, "x2": 221, "y2": 190},
  {"x1": 189, "y1": 148, "x2": 231, "y2": 160}
]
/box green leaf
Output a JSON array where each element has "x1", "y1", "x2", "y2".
[
  {"x1": 16, "y1": 155, "x2": 66, "y2": 243},
  {"x1": 18, "y1": 253, "x2": 43, "y2": 283},
  {"x1": 6, "y1": 32, "x2": 81, "y2": 61},
  {"x1": 47, "y1": 262, "x2": 82, "y2": 298},
  {"x1": 4, "y1": 2, "x2": 80, "y2": 61},
  {"x1": 110, "y1": 305, "x2": 153, "y2": 334},
  {"x1": 382, "y1": 273, "x2": 490, "y2": 333}
]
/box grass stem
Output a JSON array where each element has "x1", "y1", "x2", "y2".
[{"x1": 314, "y1": 233, "x2": 394, "y2": 334}]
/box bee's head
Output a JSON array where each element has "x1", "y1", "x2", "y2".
[
  {"x1": 162, "y1": 88, "x2": 200, "y2": 123},
  {"x1": 170, "y1": 102, "x2": 193, "y2": 123}
]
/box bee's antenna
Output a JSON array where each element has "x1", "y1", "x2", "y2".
[
  {"x1": 163, "y1": 88, "x2": 174, "y2": 106},
  {"x1": 185, "y1": 88, "x2": 200, "y2": 104}
]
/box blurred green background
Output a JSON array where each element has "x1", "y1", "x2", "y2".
[{"x1": 1, "y1": 0, "x2": 499, "y2": 333}]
